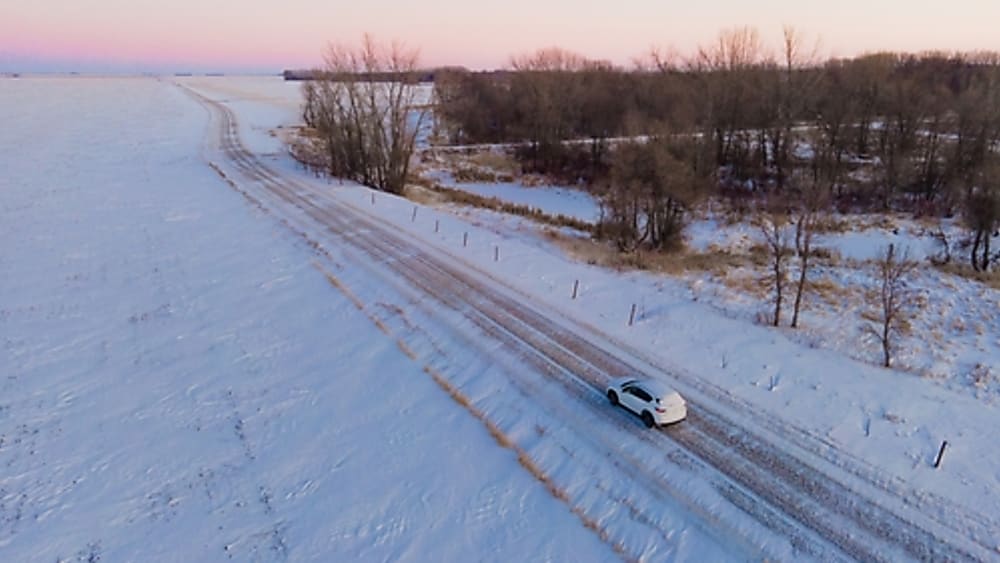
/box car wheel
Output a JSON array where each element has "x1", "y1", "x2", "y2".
[
  {"x1": 641, "y1": 411, "x2": 655, "y2": 428},
  {"x1": 607, "y1": 390, "x2": 618, "y2": 406}
]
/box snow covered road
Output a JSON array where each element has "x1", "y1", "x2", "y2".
[{"x1": 179, "y1": 82, "x2": 1000, "y2": 561}]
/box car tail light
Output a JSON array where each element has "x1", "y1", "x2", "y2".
[{"x1": 655, "y1": 406, "x2": 666, "y2": 413}]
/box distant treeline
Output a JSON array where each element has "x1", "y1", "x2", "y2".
[
  {"x1": 282, "y1": 68, "x2": 462, "y2": 82},
  {"x1": 430, "y1": 30, "x2": 1000, "y2": 268},
  {"x1": 435, "y1": 38, "x2": 1000, "y2": 210}
]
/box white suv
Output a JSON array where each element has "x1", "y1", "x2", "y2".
[{"x1": 606, "y1": 378, "x2": 687, "y2": 427}]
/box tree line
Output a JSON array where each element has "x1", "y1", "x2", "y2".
[
  {"x1": 434, "y1": 28, "x2": 1000, "y2": 268},
  {"x1": 301, "y1": 30, "x2": 1000, "y2": 273}
]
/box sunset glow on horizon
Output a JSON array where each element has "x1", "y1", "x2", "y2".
[{"x1": 4, "y1": 1, "x2": 1000, "y2": 73}]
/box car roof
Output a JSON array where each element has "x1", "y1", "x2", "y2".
[{"x1": 625, "y1": 378, "x2": 677, "y2": 398}]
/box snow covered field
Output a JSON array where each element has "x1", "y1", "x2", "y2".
[
  {"x1": 180, "y1": 76, "x2": 1000, "y2": 550},
  {"x1": 1, "y1": 77, "x2": 615, "y2": 561},
  {"x1": 682, "y1": 214, "x2": 1000, "y2": 393},
  {"x1": 5, "y1": 74, "x2": 1000, "y2": 561},
  {"x1": 180, "y1": 75, "x2": 302, "y2": 155}
]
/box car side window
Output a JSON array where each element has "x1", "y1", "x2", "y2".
[{"x1": 633, "y1": 388, "x2": 652, "y2": 402}]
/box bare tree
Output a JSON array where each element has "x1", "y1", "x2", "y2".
[
  {"x1": 303, "y1": 34, "x2": 427, "y2": 194},
  {"x1": 868, "y1": 243, "x2": 918, "y2": 368},
  {"x1": 508, "y1": 47, "x2": 589, "y2": 172},
  {"x1": 689, "y1": 27, "x2": 770, "y2": 183},
  {"x1": 789, "y1": 163, "x2": 831, "y2": 328},
  {"x1": 759, "y1": 208, "x2": 791, "y2": 327},
  {"x1": 790, "y1": 208, "x2": 817, "y2": 328},
  {"x1": 811, "y1": 60, "x2": 855, "y2": 201},
  {"x1": 964, "y1": 159, "x2": 1000, "y2": 272},
  {"x1": 600, "y1": 137, "x2": 703, "y2": 251},
  {"x1": 765, "y1": 26, "x2": 820, "y2": 190}
]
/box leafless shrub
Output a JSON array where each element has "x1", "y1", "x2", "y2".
[
  {"x1": 452, "y1": 166, "x2": 499, "y2": 183},
  {"x1": 971, "y1": 363, "x2": 993, "y2": 389},
  {"x1": 930, "y1": 224, "x2": 952, "y2": 265},
  {"x1": 866, "y1": 243, "x2": 918, "y2": 368}
]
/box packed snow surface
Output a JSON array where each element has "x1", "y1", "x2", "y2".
[{"x1": 0, "y1": 77, "x2": 616, "y2": 562}]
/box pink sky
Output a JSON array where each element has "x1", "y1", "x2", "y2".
[{"x1": 4, "y1": 1, "x2": 1000, "y2": 72}]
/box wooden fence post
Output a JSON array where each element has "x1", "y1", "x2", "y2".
[{"x1": 934, "y1": 440, "x2": 949, "y2": 469}]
